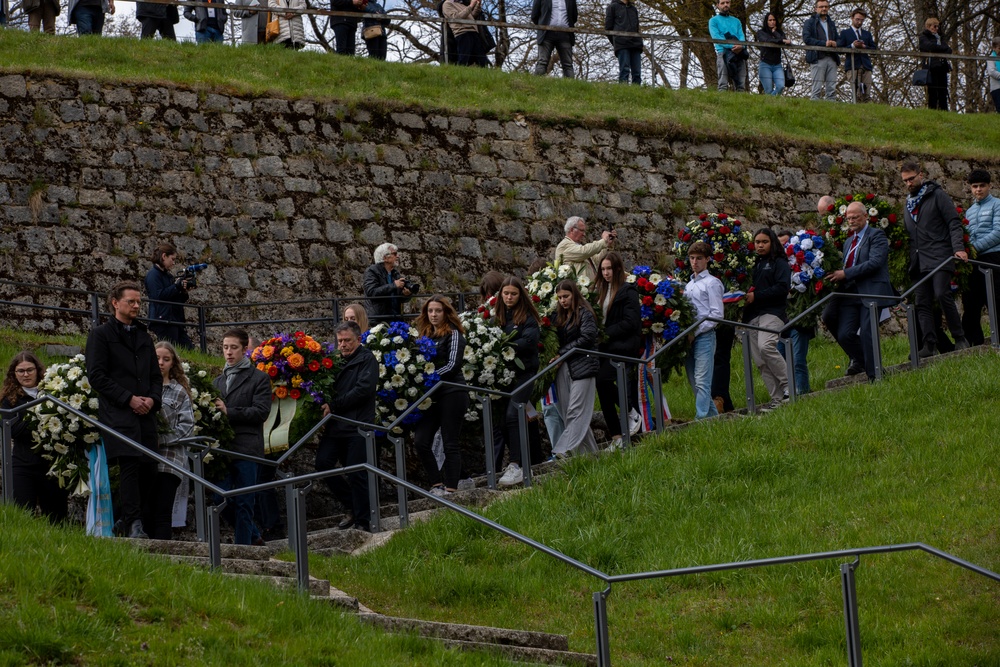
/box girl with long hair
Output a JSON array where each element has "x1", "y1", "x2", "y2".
[
  {"x1": 594, "y1": 253, "x2": 642, "y2": 448},
  {"x1": 549, "y1": 280, "x2": 600, "y2": 458},
  {"x1": 343, "y1": 303, "x2": 370, "y2": 334},
  {"x1": 0, "y1": 351, "x2": 68, "y2": 523},
  {"x1": 153, "y1": 341, "x2": 195, "y2": 540},
  {"x1": 743, "y1": 228, "x2": 791, "y2": 411},
  {"x1": 495, "y1": 277, "x2": 544, "y2": 486},
  {"x1": 413, "y1": 295, "x2": 468, "y2": 496}
]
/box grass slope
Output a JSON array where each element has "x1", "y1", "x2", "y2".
[
  {"x1": 314, "y1": 352, "x2": 1000, "y2": 666},
  {"x1": 2, "y1": 30, "x2": 1000, "y2": 160},
  {"x1": 0, "y1": 506, "x2": 522, "y2": 666}
]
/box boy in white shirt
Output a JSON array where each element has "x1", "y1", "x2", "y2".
[{"x1": 684, "y1": 241, "x2": 725, "y2": 419}]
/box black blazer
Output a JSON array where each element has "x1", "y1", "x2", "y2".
[
  {"x1": 85, "y1": 319, "x2": 162, "y2": 459},
  {"x1": 213, "y1": 365, "x2": 271, "y2": 457},
  {"x1": 837, "y1": 26, "x2": 875, "y2": 70},
  {"x1": 599, "y1": 283, "x2": 641, "y2": 356},
  {"x1": 903, "y1": 180, "x2": 965, "y2": 275},
  {"x1": 530, "y1": 0, "x2": 577, "y2": 44}
]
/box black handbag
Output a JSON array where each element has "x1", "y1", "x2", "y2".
[
  {"x1": 912, "y1": 68, "x2": 930, "y2": 86},
  {"x1": 782, "y1": 51, "x2": 796, "y2": 88}
]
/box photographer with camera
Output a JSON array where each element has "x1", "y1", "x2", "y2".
[
  {"x1": 554, "y1": 216, "x2": 616, "y2": 282},
  {"x1": 363, "y1": 243, "x2": 417, "y2": 323},
  {"x1": 144, "y1": 242, "x2": 194, "y2": 348}
]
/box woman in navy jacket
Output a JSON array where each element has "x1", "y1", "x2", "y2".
[{"x1": 743, "y1": 228, "x2": 791, "y2": 410}]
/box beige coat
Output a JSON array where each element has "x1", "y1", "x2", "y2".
[
  {"x1": 443, "y1": 0, "x2": 481, "y2": 37},
  {"x1": 273, "y1": 0, "x2": 305, "y2": 46}
]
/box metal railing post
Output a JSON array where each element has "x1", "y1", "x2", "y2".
[
  {"x1": 198, "y1": 305, "x2": 208, "y2": 354},
  {"x1": 593, "y1": 586, "x2": 612, "y2": 667},
  {"x1": 905, "y1": 303, "x2": 920, "y2": 368},
  {"x1": 207, "y1": 501, "x2": 225, "y2": 569},
  {"x1": 841, "y1": 559, "x2": 863, "y2": 667},
  {"x1": 285, "y1": 475, "x2": 298, "y2": 551},
  {"x1": 781, "y1": 336, "x2": 796, "y2": 402},
  {"x1": 364, "y1": 430, "x2": 380, "y2": 533},
  {"x1": 740, "y1": 329, "x2": 756, "y2": 413},
  {"x1": 650, "y1": 365, "x2": 664, "y2": 433},
  {"x1": 481, "y1": 394, "x2": 497, "y2": 489},
  {"x1": 985, "y1": 267, "x2": 998, "y2": 348},
  {"x1": 292, "y1": 483, "x2": 312, "y2": 592},
  {"x1": 90, "y1": 292, "x2": 100, "y2": 328},
  {"x1": 516, "y1": 402, "x2": 532, "y2": 487},
  {"x1": 190, "y1": 450, "x2": 207, "y2": 542},
  {"x1": 868, "y1": 301, "x2": 883, "y2": 381},
  {"x1": 389, "y1": 433, "x2": 408, "y2": 529},
  {"x1": 1, "y1": 418, "x2": 13, "y2": 503},
  {"x1": 612, "y1": 360, "x2": 630, "y2": 446}
]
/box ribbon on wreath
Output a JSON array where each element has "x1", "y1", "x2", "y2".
[
  {"x1": 637, "y1": 336, "x2": 671, "y2": 432},
  {"x1": 85, "y1": 440, "x2": 114, "y2": 537}
]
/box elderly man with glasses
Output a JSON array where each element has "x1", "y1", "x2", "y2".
[
  {"x1": 554, "y1": 216, "x2": 616, "y2": 281},
  {"x1": 363, "y1": 242, "x2": 415, "y2": 323}
]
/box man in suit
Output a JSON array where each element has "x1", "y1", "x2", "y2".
[
  {"x1": 838, "y1": 8, "x2": 876, "y2": 102},
  {"x1": 213, "y1": 328, "x2": 272, "y2": 545},
  {"x1": 900, "y1": 160, "x2": 970, "y2": 357},
  {"x1": 531, "y1": 0, "x2": 578, "y2": 78},
  {"x1": 802, "y1": 0, "x2": 839, "y2": 101},
  {"x1": 86, "y1": 281, "x2": 162, "y2": 539},
  {"x1": 827, "y1": 202, "x2": 895, "y2": 380}
]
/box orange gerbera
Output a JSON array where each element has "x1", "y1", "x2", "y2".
[
  {"x1": 288, "y1": 353, "x2": 305, "y2": 369},
  {"x1": 262, "y1": 345, "x2": 275, "y2": 359},
  {"x1": 274, "y1": 386, "x2": 289, "y2": 399}
]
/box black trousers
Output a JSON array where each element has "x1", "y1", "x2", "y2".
[
  {"x1": 712, "y1": 323, "x2": 735, "y2": 412},
  {"x1": 116, "y1": 455, "x2": 157, "y2": 527},
  {"x1": 139, "y1": 16, "x2": 176, "y2": 40},
  {"x1": 914, "y1": 268, "x2": 964, "y2": 346},
  {"x1": 414, "y1": 390, "x2": 469, "y2": 489},
  {"x1": 497, "y1": 378, "x2": 543, "y2": 467},
  {"x1": 836, "y1": 293, "x2": 881, "y2": 379},
  {"x1": 150, "y1": 472, "x2": 181, "y2": 540},
  {"x1": 316, "y1": 434, "x2": 370, "y2": 527},
  {"x1": 961, "y1": 251, "x2": 1000, "y2": 345},
  {"x1": 927, "y1": 68, "x2": 948, "y2": 110},
  {"x1": 595, "y1": 359, "x2": 638, "y2": 438},
  {"x1": 12, "y1": 461, "x2": 69, "y2": 524}
]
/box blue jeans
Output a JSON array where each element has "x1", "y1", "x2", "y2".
[
  {"x1": 776, "y1": 328, "x2": 811, "y2": 394},
  {"x1": 616, "y1": 48, "x2": 641, "y2": 84},
  {"x1": 72, "y1": 5, "x2": 105, "y2": 35},
  {"x1": 759, "y1": 62, "x2": 784, "y2": 95},
  {"x1": 218, "y1": 460, "x2": 260, "y2": 545},
  {"x1": 685, "y1": 330, "x2": 719, "y2": 420},
  {"x1": 196, "y1": 26, "x2": 224, "y2": 43},
  {"x1": 541, "y1": 399, "x2": 563, "y2": 448}
]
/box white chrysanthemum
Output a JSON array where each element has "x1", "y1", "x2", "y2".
[
  {"x1": 670, "y1": 310, "x2": 682, "y2": 322},
  {"x1": 392, "y1": 335, "x2": 404, "y2": 345},
  {"x1": 626, "y1": 275, "x2": 637, "y2": 283},
  {"x1": 478, "y1": 371, "x2": 495, "y2": 384},
  {"x1": 68, "y1": 420, "x2": 80, "y2": 432},
  {"x1": 463, "y1": 368, "x2": 475, "y2": 380},
  {"x1": 67, "y1": 367, "x2": 82, "y2": 380},
  {"x1": 538, "y1": 282, "x2": 552, "y2": 297},
  {"x1": 83, "y1": 431, "x2": 99, "y2": 444},
  {"x1": 868, "y1": 207, "x2": 878, "y2": 217},
  {"x1": 394, "y1": 398, "x2": 408, "y2": 410},
  {"x1": 483, "y1": 357, "x2": 497, "y2": 370},
  {"x1": 379, "y1": 366, "x2": 386, "y2": 378},
  {"x1": 880, "y1": 218, "x2": 889, "y2": 228},
  {"x1": 827, "y1": 215, "x2": 835, "y2": 224},
  {"x1": 418, "y1": 398, "x2": 433, "y2": 411},
  {"x1": 800, "y1": 238, "x2": 813, "y2": 251},
  {"x1": 407, "y1": 387, "x2": 418, "y2": 397},
  {"x1": 383, "y1": 381, "x2": 394, "y2": 390},
  {"x1": 198, "y1": 370, "x2": 207, "y2": 378},
  {"x1": 78, "y1": 377, "x2": 91, "y2": 392},
  {"x1": 394, "y1": 363, "x2": 405, "y2": 374},
  {"x1": 463, "y1": 347, "x2": 475, "y2": 361},
  {"x1": 414, "y1": 373, "x2": 424, "y2": 384},
  {"x1": 391, "y1": 374, "x2": 405, "y2": 388},
  {"x1": 502, "y1": 347, "x2": 515, "y2": 361},
  {"x1": 88, "y1": 398, "x2": 99, "y2": 410},
  {"x1": 396, "y1": 348, "x2": 411, "y2": 363},
  {"x1": 651, "y1": 323, "x2": 665, "y2": 333},
  {"x1": 415, "y1": 354, "x2": 425, "y2": 364},
  {"x1": 424, "y1": 362, "x2": 436, "y2": 374},
  {"x1": 53, "y1": 443, "x2": 69, "y2": 455},
  {"x1": 654, "y1": 294, "x2": 667, "y2": 306},
  {"x1": 577, "y1": 275, "x2": 591, "y2": 288},
  {"x1": 407, "y1": 364, "x2": 416, "y2": 374},
  {"x1": 839, "y1": 205, "x2": 847, "y2": 214},
  {"x1": 649, "y1": 273, "x2": 662, "y2": 283},
  {"x1": 527, "y1": 280, "x2": 540, "y2": 292}
]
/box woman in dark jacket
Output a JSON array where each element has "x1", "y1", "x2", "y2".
[
  {"x1": 494, "y1": 277, "x2": 543, "y2": 486},
  {"x1": 604, "y1": 0, "x2": 641, "y2": 84},
  {"x1": 743, "y1": 228, "x2": 791, "y2": 411},
  {"x1": 413, "y1": 295, "x2": 469, "y2": 496},
  {"x1": 594, "y1": 253, "x2": 641, "y2": 448},
  {"x1": 0, "y1": 352, "x2": 68, "y2": 523},
  {"x1": 755, "y1": 13, "x2": 791, "y2": 95},
  {"x1": 919, "y1": 17, "x2": 952, "y2": 111},
  {"x1": 550, "y1": 280, "x2": 599, "y2": 458}
]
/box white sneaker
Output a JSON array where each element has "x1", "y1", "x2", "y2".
[
  {"x1": 430, "y1": 485, "x2": 451, "y2": 498},
  {"x1": 605, "y1": 436, "x2": 624, "y2": 452},
  {"x1": 498, "y1": 463, "x2": 523, "y2": 487},
  {"x1": 628, "y1": 409, "x2": 642, "y2": 436}
]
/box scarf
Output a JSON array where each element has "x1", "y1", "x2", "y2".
[
  {"x1": 905, "y1": 182, "x2": 930, "y2": 220},
  {"x1": 224, "y1": 357, "x2": 252, "y2": 391}
]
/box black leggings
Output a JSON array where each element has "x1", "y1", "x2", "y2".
[
  {"x1": 11, "y1": 461, "x2": 69, "y2": 523},
  {"x1": 150, "y1": 473, "x2": 181, "y2": 540},
  {"x1": 595, "y1": 359, "x2": 638, "y2": 438},
  {"x1": 414, "y1": 390, "x2": 469, "y2": 489}
]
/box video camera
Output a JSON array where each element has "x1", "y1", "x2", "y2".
[
  {"x1": 402, "y1": 280, "x2": 421, "y2": 294},
  {"x1": 176, "y1": 263, "x2": 209, "y2": 289}
]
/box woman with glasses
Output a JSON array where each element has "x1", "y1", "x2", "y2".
[{"x1": 0, "y1": 352, "x2": 68, "y2": 523}]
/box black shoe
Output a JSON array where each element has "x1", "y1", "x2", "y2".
[
  {"x1": 112, "y1": 519, "x2": 126, "y2": 537},
  {"x1": 337, "y1": 515, "x2": 355, "y2": 530},
  {"x1": 954, "y1": 338, "x2": 971, "y2": 351},
  {"x1": 262, "y1": 526, "x2": 286, "y2": 542},
  {"x1": 127, "y1": 520, "x2": 148, "y2": 539},
  {"x1": 251, "y1": 536, "x2": 267, "y2": 547},
  {"x1": 352, "y1": 523, "x2": 371, "y2": 533},
  {"x1": 918, "y1": 344, "x2": 938, "y2": 359},
  {"x1": 845, "y1": 362, "x2": 865, "y2": 376}
]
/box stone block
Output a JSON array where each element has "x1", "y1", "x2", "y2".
[
  {"x1": 231, "y1": 133, "x2": 258, "y2": 156},
  {"x1": 0, "y1": 75, "x2": 27, "y2": 98},
  {"x1": 748, "y1": 168, "x2": 776, "y2": 186},
  {"x1": 157, "y1": 214, "x2": 190, "y2": 234},
  {"x1": 325, "y1": 220, "x2": 353, "y2": 243},
  {"x1": 391, "y1": 112, "x2": 425, "y2": 129},
  {"x1": 256, "y1": 155, "x2": 285, "y2": 176},
  {"x1": 228, "y1": 158, "x2": 255, "y2": 178},
  {"x1": 291, "y1": 219, "x2": 323, "y2": 240},
  {"x1": 285, "y1": 177, "x2": 320, "y2": 193}
]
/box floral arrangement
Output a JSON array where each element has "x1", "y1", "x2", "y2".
[
  {"x1": 458, "y1": 311, "x2": 519, "y2": 421},
  {"x1": 672, "y1": 212, "x2": 756, "y2": 293},
  {"x1": 28, "y1": 354, "x2": 100, "y2": 495},
  {"x1": 823, "y1": 193, "x2": 909, "y2": 290},
  {"x1": 250, "y1": 331, "x2": 340, "y2": 404},
  {"x1": 783, "y1": 229, "x2": 841, "y2": 323},
  {"x1": 183, "y1": 362, "x2": 234, "y2": 479},
  {"x1": 627, "y1": 265, "x2": 694, "y2": 378},
  {"x1": 362, "y1": 321, "x2": 438, "y2": 433}
]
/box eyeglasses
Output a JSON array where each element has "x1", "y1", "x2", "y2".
[
  {"x1": 14, "y1": 368, "x2": 36, "y2": 376},
  {"x1": 902, "y1": 175, "x2": 919, "y2": 184}
]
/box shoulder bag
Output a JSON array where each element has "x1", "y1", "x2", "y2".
[
  {"x1": 782, "y1": 49, "x2": 796, "y2": 88},
  {"x1": 265, "y1": 10, "x2": 281, "y2": 42}
]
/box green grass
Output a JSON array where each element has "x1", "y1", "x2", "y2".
[
  {"x1": 313, "y1": 351, "x2": 1000, "y2": 666},
  {"x1": 2, "y1": 30, "x2": 1000, "y2": 160},
  {"x1": 0, "y1": 507, "x2": 523, "y2": 666}
]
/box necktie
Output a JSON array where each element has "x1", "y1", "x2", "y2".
[{"x1": 845, "y1": 234, "x2": 859, "y2": 269}]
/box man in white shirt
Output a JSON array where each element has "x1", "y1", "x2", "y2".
[
  {"x1": 684, "y1": 241, "x2": 724, "y2": 419},
  {"x1": 531, "y1": 0, "x2": 578, "y2": 78}
]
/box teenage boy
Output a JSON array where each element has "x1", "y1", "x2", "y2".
[
  {"x1": 963, "y1": 169, "x2": 1000, "y2": 345},
  {"x1": 212, "y1": 328, "x2": 271, "y2": 546},
  {"x1": 685, "y1": 242, "x2": 725, "y2": 419}
]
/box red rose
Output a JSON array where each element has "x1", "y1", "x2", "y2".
[
  {"x1": 956, "y1": 206, "x2": 964, "y2": 214},
  {"x1": 713, "y1": 253, "x2": 724, "y2": 262},
  {"x1": 719, "y1": 226, "x2": 731, "y2": 235},
  {"x1": 483, "y1": 312, "x2": 490, "y2": 320},
  {"x1": 683, "y1": 233, "x2": 692, "y2": 242},
  {"x1": 730, "y1": 242, "x2": 740, "y2": 251},
  {"x1": 295, "y1": 339, "x2": 306, "y2": 349},
  {"x1": 893, "y1": 240, "x2": 903, "y2": 249},
  {"x1": 815, "y1": 281, "x2": 824, "y2": 293},
  {"x1": 643, "y1": 319, "x2": 652, "y2": 327},
  {"x1": 646, "y1": 283, "x2": 656, "y2": 293},
  {"x1": 532, "y1": 295, "x2": 541, "y2": 302},
  {"x1": 718, "y1": 213, "x2": 728, "y2": 220},
  {"x1": 267, "y1": 366, "x2": 278, "y2": 377},
  {"x1": 796, "y1": 251, "x2": 806, "y2": 262},
  {"x1": 294, "y1": 331, "x2": 304, "y2": 337},
  {"x1": 845, "y1": 195, "x2": 853, "y2": 202},
  {"x1": 678, "y1": 230, "x2": 685, "y2": 240},
  {"x1": 675, "y1": 259, "x2": 685, "y2": 268},
  {"x1": 786, "y1": 246, "x2": 794, "y2": 256},
  {"x1": 654, "y1": 305, "x2": 665, "y2": 314},
  {"x1": 828, "y1": 204, "x2": 835, "y2": 212},
  {"x1": 835, "y1": 216, "x2": 843, "y2": 224},
  {"x1": 664, "y1": 308, "x2": 673, "y2": 317},
  {"x1": 289, "y1": 389, "x2": 301, "y2": 400},
  {"x1": 699, "y1": 213, "x2": 708, "y2": 221},
  {"x1": 706, "y1": 230, "x2": 715, "y2": 237},
  {"x1": 865, "y1": 193, "x2": 875, "y2": 201},
  {"x1": 308, "y1": 360, "x2": 320, "y2": 372},
  {"x1": 542, "y1": 317, "x2": 551, "y2": 327},
  {"x1": 642, "y1": 296, "x2": 654, "y2": 306},
  {"x1": 637, "y1": 277, "x2": 648, "y2": 288},
  {"x1": 792, "y1": 265, "x2": 801, "y2": 273},
  {"x1": 964, "y1": 234, "x2": 970, "y2": 242},
  {"x1": 322, "y1": 358, "x2": 333, "y2": 369},
  {"x1": 725, "y1": 270, "x2": 734, "y2": 277},
  {"x1": 701, "y1": 220, "x2": 711, "y2": 228}
]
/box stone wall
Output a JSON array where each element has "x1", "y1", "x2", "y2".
[{"x1": 0, "y1": 72, "x2": 995, "y2": 337}]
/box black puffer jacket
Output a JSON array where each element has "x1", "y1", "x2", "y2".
[
  {"x1": 501, "y1": 309, "x2": 541, "y2": 379},
  {"x1": 557, "y1": 308, "x2": 600, "y2": 380},
  {"x1": 604, "y1": 0, "x2": 641, "y2": 52}
]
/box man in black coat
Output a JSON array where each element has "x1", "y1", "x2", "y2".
[
  {"x1": 363, "y1": 242, "x2": 413, "y2": 323},
  {"x1": 827, "y1": 202, "x2": 896, "y2": 380},
  {"x1": 213, "y1": 328, "x2": 272, "y2": 545},
  {"x1": 900, "y1": 160, "x2": 970, "y2": 357},
  {"x1": 86, "y1": 281, "x2": 162, "y2": 539},
  {"x1": 531, "y1": 0, "x2": 577, "y2": 78},
  {"x1": 319, "y1": 321, "x2": 378, "y2": 531}
]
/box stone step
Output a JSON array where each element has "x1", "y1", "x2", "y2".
[
  {"x1": 359, "y1": 613, "x2": 571, "y2": 651},
  {"x1": 224, "y1": 572, "x2": 331, "y2": 597},
  {"x1": 168, "y1": 554, "x2": 299, "y2": 577},
  {"x1": 311, "y1": 584, "x2": 362, "y2": 612},
  {"x1": 438, "y1": 638, "x2": 598, "y2": 667},
  {"x1": 125, "y1": 537, "x2": 280, "y2": 560}
]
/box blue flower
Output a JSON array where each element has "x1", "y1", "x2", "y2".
[
  {"x1": 814, "y1": 267, "x2": 826, "y2": 279},
  {"x1": 812, "y1": 235, "x2": 825, "y2": 249},
  {"x1": 804, "y1": 251, "x2": 815, "y2": 264},
  {"x1": 423, "y1": 372, "x2": 441, "y2": 387},
  {"x1": 632, "y1": 265, "x2": 652, "y2": 277},
  {"x1": 640, "y1": 305, "x2": 654, "y2": 320},
  {"x1": 663, "y1": 321, "x2": 680, "y2": 340},
  {"x1": 383, "y1": 351, "x2": 398, "y2": 368},
  {"x1": 655, "y1": 280, "x2": 674, "y2": 298},
  {"x1": 416, "y1": 336, "x2": 437, "y2": 359}
]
